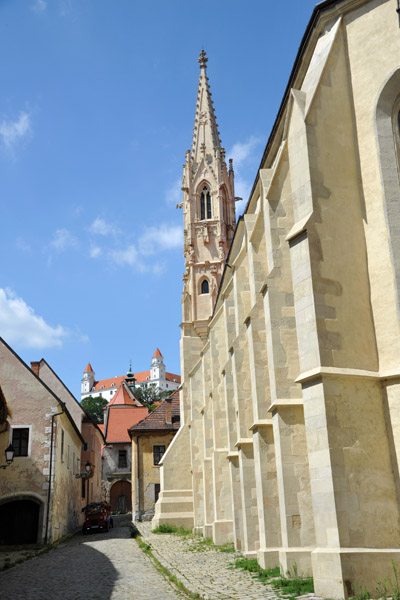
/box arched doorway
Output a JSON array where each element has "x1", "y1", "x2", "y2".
[
  {"x1": 110, "y1": 480, "x2": 131, "y2": 514},
  {"x1": 0, "y1": 499, "x2": 40, "y2": 544}
]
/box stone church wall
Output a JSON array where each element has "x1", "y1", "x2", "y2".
[{"x1": 153, "y1": 1, "x2": 400, "y2": 597}]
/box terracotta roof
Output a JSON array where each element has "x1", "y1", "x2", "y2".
[
  {"x1": 94, "y1": 371, "x2": 181, "y2": 391},
  {"x1": 153, "y1": 348, "x2": 163, "y2": 357},
  {"x1": 84, "y1": 363, "x2": 94, "y2": 373},
  {"x1": 129, "y1": 391, "x2": 180, "y2": 433},
  {"x1": 105, "y1": 406, "x2": 149, "y2": 443},
  {"x1": 107, "y1": 380, "x2": 142, "y2": 407},
  {"x1": 98, "y1": 424, "x2": 105, "y2": 434}
]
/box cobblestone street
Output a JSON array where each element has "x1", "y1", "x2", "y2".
[
  {"x1": 0, "y1": 515, "x2": 182, "y2": 600},
  {"x1": 0, "y1": 516, "x2": 284, "y2": 600}
]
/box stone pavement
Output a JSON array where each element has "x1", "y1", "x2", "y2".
[
  {"x1": 0, "y1": 515, "x2": 182, "y2": 600},
  {"x1": 137, "y1": 521, "x2": 280, "y2": 600}
]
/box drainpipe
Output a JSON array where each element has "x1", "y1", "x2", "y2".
[
  {"x1": 136, "y1": 435, "x2": 142, "y2": 521},
  {"x1": 44, "y1": 403, "x2": 65, "y2": 544}
]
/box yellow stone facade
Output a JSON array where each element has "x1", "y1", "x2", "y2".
[{"x1": 154, "y1": 0, "x2": 400, "y2": 597}]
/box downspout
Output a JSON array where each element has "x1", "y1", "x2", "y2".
[
  {"x1": 136, "y1": 435, "x2": 142, "y2": 520},
  {"x1": 44, "y1": 403, "x2": 65, "y2": 543}
]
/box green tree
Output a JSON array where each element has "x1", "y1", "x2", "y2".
[
  {"x1": 81, "y1": 395, "x2": 108, "y2": 424},
  {"x1": 134, "y1": 384, "x2": 171, "y2": 408}
]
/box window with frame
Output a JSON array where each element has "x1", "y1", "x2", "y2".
[
  {"x1": 201, "y1": 279, "x2": 209, "y2": 294},
  {"x1": 200, "y1": 186, "x2": 211, "y2": 220},
  {"x1": 12, "y1": 427, "x2": 29, "y2": 457},
  {"x1": 118, "y1": 450, "x2": 128, "y2": 468},
  {"x1": 153, "y1": 445, "x2": 165, "y2": 465}
]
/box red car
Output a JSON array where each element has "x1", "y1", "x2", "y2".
[{"x1": 82, "y1": 502, "x2": 113, "y2": 534}]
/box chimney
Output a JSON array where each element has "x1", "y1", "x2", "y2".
[
  {"x1": 31, "y1": 361, "x2": 40, "y2": 377},
  {"x1": 165, "y1": 398, "x2": 172, "y2": 425}
]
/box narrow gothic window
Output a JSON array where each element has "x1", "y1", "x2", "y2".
[
  {"x1": 201, "y1": 279, "x2": 209, "y2": 294},
  {"x1": 200, "y1": 186, "x2": 211, "y2": 220}
]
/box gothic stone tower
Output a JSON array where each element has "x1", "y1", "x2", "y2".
[{"x1": 180, "y1": 51, "x2": 236, "y2": 342}]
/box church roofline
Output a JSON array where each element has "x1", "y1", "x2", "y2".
[{"x1": 247, "y1": 0, "x2": 368, "y2": 211}]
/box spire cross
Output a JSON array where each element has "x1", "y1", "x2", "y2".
[{"x1": 198, "y1": 49, "x2": 208, "y2": 68}]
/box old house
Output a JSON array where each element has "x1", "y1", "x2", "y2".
[
  {"x1": 0, "y1": 338, "x2": 85, "y2": 544},
  {"x1": 153, "y1": 0, "x2": 400, "y2": 597},
  {"x1": 129, "y1": 390, "x2": 180, "y2": 521},
  {"x1": 31, "y1": 358, "x2": 104, "y2": 505},
  {"x1": 101, "y1": 380, "x2": 148, "y2": 512}
]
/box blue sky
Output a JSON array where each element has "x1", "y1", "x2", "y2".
[{"x1": 0, "y1": 0, "x2": 317, "y2": 399}]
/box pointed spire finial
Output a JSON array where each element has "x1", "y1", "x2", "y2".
[{"x1": 198, "y1": 49, "x2": 208, "y2": 69}]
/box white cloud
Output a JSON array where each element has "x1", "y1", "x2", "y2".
[
  {"x1": 32, "y1": 0, "x2": 47, "y2": 11},
  {"x1": 109, "y1": 245, "x2": 139, "y2": 267},
  {"x1": 227, "y1": 136, "x2": 262, "y2": 215},
  {"x1": 16, "y1": 237, "x2": 31, "y2": 253},
  {"x1": 139, "y1": 224, "x2": 183, "y2": 256},
  {"x1": 51, "y1": 228, "x2": 78, "y2": 251},
  {"x1": 165, "y1": 177, "x2": 182, "y2": 206},
  {"x1": 0, "y1": 112, "x2": 32, "y2": 151},
  {"x1": 0, "y1": 288, "x2": 66, "y2": 349},
  {"x1": 89, "y1": 244, "x2": 102, "y2": 259},
  {"x1": 89, "y1": 217, "x2": 118, "y2": 237},
  {"x1": 229, "y1": 136, "x2": 261, "y2": 169}
]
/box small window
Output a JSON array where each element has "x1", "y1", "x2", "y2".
[
  {"x1": 118, "y1": 450, "x2": 127, "y2": 468},
  {"x1": 155, "y1": 483, "x2": 161, "y2": 503},
  {"x1": 83, "y1": 441, "x2": 88, "y2": 451},
  {"x1": 101, "y1": 385, "x2": 105, "y2": 389},
  {"x1": 67, "y1": 445, "x2": 70, "y2": 469},
  {"x1": 201, "y1": 279, "x2": 209, "y2": 294},
  {"x1": 172, "y1": 415, "x2": 180, "y2": 424},
  {"x1": 73, "y1": 452, "x2": 76, "y2": 475},
  {"x1": 153, "y1": 445, "x2": 165, "y2": 465},
  {"x1": 12, "y1": 427, "x2": 29, "y2": 457},
  {"x1": 81, "y1": 478, "x2": 86, "y2": 499},
  {"x1": 111, "y1": 383, "x2": 115, "y2": 387}
]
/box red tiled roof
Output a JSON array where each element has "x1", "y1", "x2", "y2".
[
  {"x1": 98, "y1": 424, "x2": 105, "y2": 434},
  {"x1": 84, "y1": 363, "x2": 94, "y2": 373},
  {"x1": 93, "y1": 371, "x2": 181, "y2": 391},
  {"x1": 153, "y1": 348, "x2": 163, "y2": 357},
  {"x1": 107, "y1": 381, "x2": 142, "y2": 407},
  {"x1": 129, "y1": 391, "x2": 180, "y2": 433},
  {"x1": 105, "y1": 406, "x2": 149, "y2": 442}
]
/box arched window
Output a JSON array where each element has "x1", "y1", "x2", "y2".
[
  {"x1": 200, "y1": 186, "x2": 211, "y2": 220},
  {"x1": 200, "y1": 279, "x2": 209, "y2": 294},
  {"x1": 375, "y1": 70, "x2": 400, "y2": 307}
]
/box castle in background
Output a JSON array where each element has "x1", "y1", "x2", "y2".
[
  {"x1": 152, "y1": 0, "x2": 400, "y2": 598},
  {"x1": 81, "y1": 348, "x2": 180, "y2": 403}
]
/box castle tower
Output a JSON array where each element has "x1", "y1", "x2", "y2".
[
  {"x1": 81, "y1": 363, "x2": 95, "y2": 395},
  {"x1": 180, "y1": 50, "x2": 236, "y2": 340},
  {"x1": 150, "y1": 348, "x2": 165, "y2": 382}
]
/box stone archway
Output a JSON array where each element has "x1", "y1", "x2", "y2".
[
  {"x1": 110, "y1": 480, "x2": 131, "y2": 514},
  {"x1": 0, "y1": 499, "x2": 41, "y2": 544}
]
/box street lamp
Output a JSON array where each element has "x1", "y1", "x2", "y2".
[
  {"x1": 76, "y1": 461, "x2": 92, "y2": 503},
  {"x1": 0, "y1": 444, "x2": 15, "y2": 469}
]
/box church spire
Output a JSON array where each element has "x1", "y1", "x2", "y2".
[
  {"x1": 179, "y1": 51, "x2": 236, "y2": 340},
  {"x1": 191, "y1": 50, "x2": 223, "y2": 164}
]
